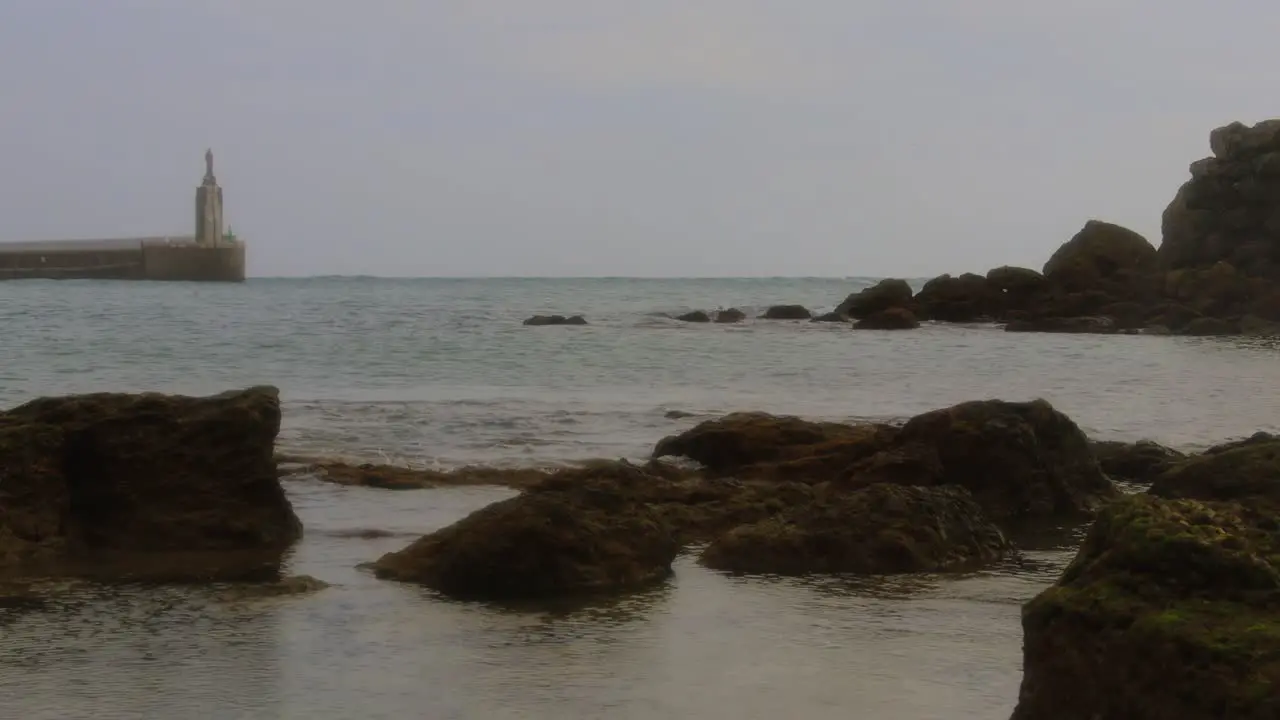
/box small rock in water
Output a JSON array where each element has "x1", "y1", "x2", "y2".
[
  {"x1": 714, "y1": 308, "x2": 746, "y2": 323},
  {"x1": 523, "y1": 314, "x2": 588, "y2": 326}
]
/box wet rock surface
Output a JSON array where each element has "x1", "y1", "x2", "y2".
[
  {"x1": 1090, "y1": 439, "x2": 1186, "y2": 484},
  {"x1": 0, "y1": 387, "x2": 302, "y2": 582},
  {"x1": 699, "y1": 483, "x2": 1009, "y2": 575},
  {"x1": 523, "y1": 314, "x2": 588, "y2": 326},
  {"x1": 1012, "y1": 494, "x2": 1280, "y2": 720},
  {"x1": 852, "y1": 307, "x2": 920, "y2": 330}
]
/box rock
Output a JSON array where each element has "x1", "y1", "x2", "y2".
[
  {"x1": 1240, "y1": 314, "x2": 1280, "y2": 335},
  {"x1": 1090, "y1": 439, "x2": 1186, "y2": 484},
  {"x1": 373, "y1": 463, "x2": 680, "y2": 600},
  {"x1": 760, "y1": 304, "x2": 812, "y2": 320},
  {"x1": 652, "y1": 412, "x2": 895, "y2": 481},
  {"x1": 0, "y1": 387, "x2": 302, "y2": 581},
  {"x1": 841, "y1": 399, "x2": 1118, "y2": 521},
  {"x1": 1004, "y1": 316, "x2": 1118, "y2": 334},
  {"x1": 280, "y1": 459, "x2": 552, "y2": 490},
  {"x1": 1183, "y1": 316, "x2": 1239, "y2": 336},
  {"x1": 523, "y1": 315, "x2": 588, "y2": 326},
  {"x1": 675, "y1": 310, "x2": 711, "y2": 323},
  {"x1": 714, "y1": 308, "x2": 746, "y2": 323},
  {"x1": 1012, "y1": 494, "x2": 1280, "y2": 720},
  {"x1": 215, "y1": 575, "x2": 330, "y2": 601},
  {"x1": 852, "y1": 307, "x2": 920, "y2": 330},
  {"x1": 810, "y1": 311, "x2": 848, "y2": 323},
  {"x1": 834, "y1": 279, "x2": 914, "y2": 318},
  {"x1": 986, "y1": 265, "x2": 1048, "y2": 298},
  {"x1": 699, "y1": 484, "x2": 1009, "y2": 575},
  {"x1": 1149, "y1": 438, "x2": 1280, "y2": 506},
  {"x1": 1159, "y1": 120, "x2": 1280, "y2": 319},
  {"x1": 912, "y1": 273, "x2": 1001, "y2": 322},
  {"x1": 1204, "y1": 431, "x2": 1278, "y2": 455},
  {"x1": 1042, "y1": 220, "x2": 1158, "y2": 293}
]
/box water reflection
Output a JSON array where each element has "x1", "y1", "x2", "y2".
[{"x1": 0, "y1": 584, "x2": 286, "y2": 720}]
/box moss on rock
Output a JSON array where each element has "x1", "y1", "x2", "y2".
[{"x1": 1012, "y1": 494, "x2": 1280, "y2": 719}]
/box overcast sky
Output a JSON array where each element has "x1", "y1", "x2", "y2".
[{"x1": 0, "y1": 2, "x2": 1275, "y2": 278}]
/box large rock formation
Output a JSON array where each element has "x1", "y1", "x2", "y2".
[
  {"x1": 0, "y1": 387, "x2": 302, "y2": 581},
  {"x1": 852, "y1": 307, "x2": 920, "y2": 330},
  {"x1": 700, "y1": 483, "x2": 1009, "y2": 575},
  {"x1": 839, "y1": 399, "x2": 1118, "y2": 521},
  {"x1": 653, "y1": 399, "x2": 1117, "y2": 522},
  {"x1": 1012, "y1": 494, "x2": 1280, "y2": 720}
]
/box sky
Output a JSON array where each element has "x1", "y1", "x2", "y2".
[{"x1": 1, "y1": 1, "x2": 1277, "y2": 278}]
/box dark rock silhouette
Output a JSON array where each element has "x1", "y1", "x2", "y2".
[
  {"x1": 675, "y1": 310, "x2": 711, "y2": 323},
  {"x1": 714, "y1": 308, "x2": 746, "y2": 323},
  {"x1": 853, "y1": 307, "x2": 920, "y2": 330},
  {"x1": 523, "y1": 314, "x2": 588, "y2": 326},
  {"x1": 0, "y1": 387, "x2": 301, "y2": 581},
  {"x1": 760, "y1": 304, "x2": 812, "y2": 320}
]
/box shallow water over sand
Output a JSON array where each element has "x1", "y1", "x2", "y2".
[
  {"x1": 1, "y1": 481, "x2": 1080, "y2": 720},
  {"x1": 1, "y1": 277, "x2": 1277, "y2": 718}
]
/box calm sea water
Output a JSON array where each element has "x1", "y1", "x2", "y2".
[{"x1": 2, "y1": 276, "x2": 1278, "y2": 719}]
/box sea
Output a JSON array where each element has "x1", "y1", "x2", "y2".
[{"x1": 1, "y1": 276, "x2": 1278, "y2": 720}]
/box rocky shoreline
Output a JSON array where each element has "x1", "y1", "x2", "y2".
[
  {"x1": 525, "y1": 120, "x2": 1280, "y2": 338},
  {"x1": 2, "y1": 384, "x2": 1276, "y2": 717}
]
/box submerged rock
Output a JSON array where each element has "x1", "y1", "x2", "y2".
[
  {"x1": 1004, "y1": 316, "x2": 1118, "y2": 334},
  {"x1": 842, "y1": 399, "x2": 1118, "y2": 521},
  {"x1": 760, "y1": 304, "x2": 812, "y2": 320},
  {"x1": 852, "y1": 307, "x2": 920, "y2": 330},
  {"x1": 714, "y1": 308, "x2": 746, "y2": 323},
  {"x1": 1090, "y1": 439, "x2": 1186, "y2": 484},
  {"x1": 1012, "y1": 494, "x2": 1280, "y2": 720},
  {"x1": 0, "y1": 387, "x2": 302, "y2": 581},
  {"x1": 700, "y1": 484, "x2": 1009, "y2": 575},
  {"x1": 675, "y1": 310, "x2": 711, "y2": 323},
  {"x1": 522, "y1": 314, "x2": 588, "y2": 326},
  {"x1": 281, "y1": 459, "x2": 552, "y2": 490},
  {"x1": 810, "y1": 311, "x2": 848, "y2": 323}
]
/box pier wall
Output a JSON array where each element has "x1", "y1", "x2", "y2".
[{"x1": 0, "y1": 238, "x2": 245, "y2": 282}]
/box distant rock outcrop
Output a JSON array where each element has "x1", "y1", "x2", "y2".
[
  {"x1": 523, "y1": 314, "x2": 588, "y2": 326},
  {"x1": 826, "y1": 118, "x2": 1280, "y2": 335},
  {"x1": 0, "y1": 387, "x2": 302, "y2": 581},
  {"x1": 760, "y1": 304, "x2": 812, "y2": 320}
]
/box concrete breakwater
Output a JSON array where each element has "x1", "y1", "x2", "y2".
[
  {"x1": 0, "y1": 149, "x2": 246, "y2": 283},
  {"x1": 0, "y1": 237, "x2": 245, "y2": 282}
]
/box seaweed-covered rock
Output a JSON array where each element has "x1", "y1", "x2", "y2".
[
  {"x1": 652, "y1": 412, "x2": 895, "y2": 481},
  {"x1": 1091, "y1": 439, "x2": 1186, "y2": 484},
  {"x1": 852, "y1": 307, "x2": 920, "y2": 330},
  {"x1": 834, "y1": 279, "x2": 914, "y2": 318},
  {"x1": 0, "y1": 387, "x2": 301, "y2": 581},
  {"x1": 760, "y1": 304, "x2": 812, "y2": 320},
  {"x1": 1012, "y1": 494, "x2": 1280, "y2": 720},
  {"x1": 523, "y1": 314, "x2": 588, "y2": 326},
  {"x1": 699, "y1": 484, "x2": 1009, "y2": 575},
  {"x1": 842, "y1": 399, "x2": 1118, "y2": 521},
  {"x1": 1149, "y1": 438, "x2": 1280, "y2": 505},
  {"x1": 373, "y1": 463, "x2": 680, "y2": 600}
]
